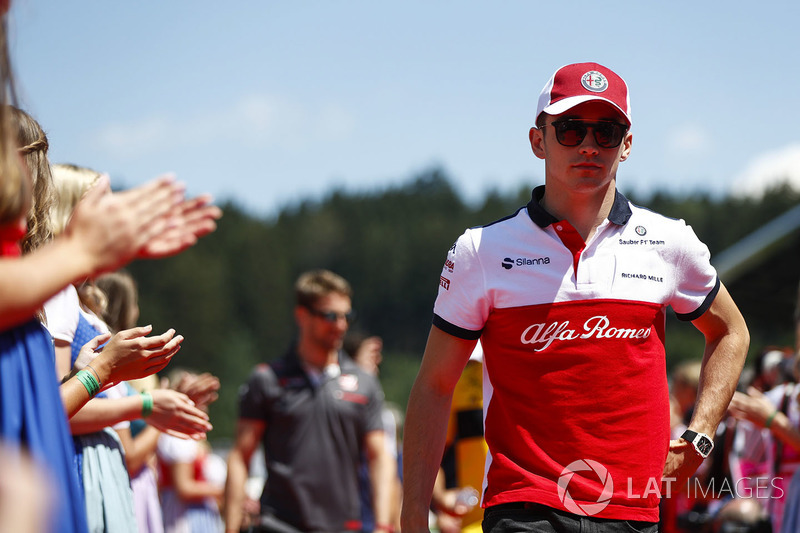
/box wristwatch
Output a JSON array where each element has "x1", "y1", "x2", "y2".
[{"x1": 681, "y1": 429, "x2": 714, "y2": 458}]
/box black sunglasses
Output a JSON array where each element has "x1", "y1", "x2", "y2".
[
  {"x1": 544, "y1": 119, "x2": 629, "y2": 149},
  {"x1": 306, "y1": 307, "x2": 356, "y2": 324}
]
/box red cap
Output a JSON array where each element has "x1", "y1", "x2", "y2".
[{"x1": 536, "y1": 62, "x2": 631, "y2": 125}]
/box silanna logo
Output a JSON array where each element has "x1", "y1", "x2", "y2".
[{"x1": 501, "y1": 256, "x2": 551, "y2": 270}]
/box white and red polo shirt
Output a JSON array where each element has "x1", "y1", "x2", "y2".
[{"x1": 433, "y1": 185, "x2": 719, "y2": 522}]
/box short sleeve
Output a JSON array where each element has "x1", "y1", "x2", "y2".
[
  {"x1": 238, "y1": 365, "x2": 279, "y2": 422},
  {"x1": 42, "y1": 285, "x2": 81, "y2": 342},
  {"x1": 381, "y1": 409, "x2": 398, "y2": 458},
  {"x1": 362, "y1": 377, "x2": 385, "y2": 435},
  {"x1": 669, "y1": 222, "x2": 719, "y2": 321},
  {"x1": 432, "y1": 229, "x2": 490, "y2": 339},
  {"x1": 158, "y1": 434, "x2": 199, "y2": 464}
]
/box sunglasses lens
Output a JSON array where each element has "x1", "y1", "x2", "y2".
[
  {"x1": 321, "y1": 311, "x2": 338, "y2": 322},
  {"x1": 551, "y1": 120, "x2": 626, "y2": 148},
  {"x1": 316, "y1": 310, "x2": 355, "y2": 324},
  {"x1": 594, "y1": 123, "x2": 624, "y2": 148},
  {"x1": 554, "y1": 121, "x2": 587, "y2": 146}
]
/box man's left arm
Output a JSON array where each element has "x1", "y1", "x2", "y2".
[
  {"x1": 365, "y1": 429, "x2": 396, "y2": 533},
  {"x1": 663, "y1": 282, "x2": 749, "y2": 482}
]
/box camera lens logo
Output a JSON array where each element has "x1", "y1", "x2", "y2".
[
  {"x1": 501, "y1": 258, "x2": 514, "y2": 270},
  {"x1": 557, "y1": 459, "x2": 614, "y2": 516}
]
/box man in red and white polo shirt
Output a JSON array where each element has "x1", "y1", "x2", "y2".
[{"x1": 401, "y1": 62, "x2": 749, "y2": 533}]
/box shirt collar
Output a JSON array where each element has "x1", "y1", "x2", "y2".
[
  {"x1": 303, "y1": 362, "x2": 341, "y2": 386},
  {"x1": 526, "y1": 185, "x2": 632, "y2": 228},
  {"x1": 284, "y1": 344, "x2": 351, "y2": 386}
]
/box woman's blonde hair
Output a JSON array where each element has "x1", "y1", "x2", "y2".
[
  {"x1": 0, "y1": 132, "x2": 26, "y2": 227},
  {"x1": 49, "y1": 163, "x2": 102, "y2": 236},
  {"x1": 9, "y1": 106, "x2": 53, "y2": 252},
  {"x1": 0, "y1": 19, "x2": 29, "y2": 230},
  {"x1": 50, "y1": 163, "x2": 106, "y2": 316}
]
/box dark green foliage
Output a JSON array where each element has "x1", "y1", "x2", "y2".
[
  {"x1": 127, "y1": 169, "x2": 799, "y2": 441},
  {"x1": 378, "y1": 351, "x2": 422, "y2": 416},
  {"x1": 625, "y1": 182, "x2": 800, "y2": 255}
]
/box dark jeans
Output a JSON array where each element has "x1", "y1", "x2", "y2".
[
  {"x1": 245, "y1": 515, "x2": 361, "y2": 533},
  {"x1": 244, "y1": 514, "x2": 302, "y2": 533},
  {"x1": 482, "y1": 502, "x2": 658, "y2": 533}
]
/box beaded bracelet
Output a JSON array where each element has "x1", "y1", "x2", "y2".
[
  {"x1": 75, "y1": 369, "x2": 100, "y2": 397},
  {"x1": 141, "y1": 392, "x2": 154, "y2": 418}
]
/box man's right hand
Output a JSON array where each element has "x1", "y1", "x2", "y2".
[{"x1": 662, "y1": 438, "x2": 704, "y2": 494}]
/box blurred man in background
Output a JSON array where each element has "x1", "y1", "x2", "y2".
[{"x1": 224, "y1": 270, "x2": 395, "y2": 532}]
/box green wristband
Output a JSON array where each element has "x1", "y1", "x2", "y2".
[
  {"x1": 75, "y1": 369, "x2": 100, "y2": 397},
  {"x1": 766, "y1": 410, "x2": 778, "y2": 429},
  {"x1": 140, "y1": 392, "x2": 154, "y2": 418}
]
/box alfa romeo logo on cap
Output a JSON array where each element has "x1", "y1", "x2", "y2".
[{"x1": 581, "y1": 71, "x2": 608, "y2": 93}]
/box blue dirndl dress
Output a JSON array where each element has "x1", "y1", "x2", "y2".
[
  {"x1": 70, "y1": 312, "x2": 138, "y2": 533},
  {"x1": 0, "y1": 319, "x2": 88, "y2": 533}
]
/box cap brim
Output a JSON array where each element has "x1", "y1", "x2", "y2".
[{"x1": 542, "y1": 95, "x2": 631, "y2": 125}]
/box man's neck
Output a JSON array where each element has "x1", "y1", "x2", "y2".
[
  {"x1": 540, "y1": 181, "x2": 616, "y2": 242},
  {"x1": 296, "y1": 338, "x2": 339, "y2": 371}
]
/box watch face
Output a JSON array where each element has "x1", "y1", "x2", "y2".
[{"x1": 696, "y1": 436, "x2": 713, "y2": 456}]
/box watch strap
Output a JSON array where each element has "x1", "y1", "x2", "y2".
[
  {"x1": 681, "y1": 429, "x2": 699, "y2": 443},
  {"x1": 681, "y1": 429, "x2": 713, "y2": 458}
]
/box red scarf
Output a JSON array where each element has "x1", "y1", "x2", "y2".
[{"x1": 0, "y1": 218, "x2": 27, "y2": 257}]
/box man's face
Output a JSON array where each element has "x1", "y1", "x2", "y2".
[
  {"x1": 529, "y1": 100, "x2": 633, "y2": 195},
  {"x1": 298, "y1": 292, "x2": 352, "y2": 353}
]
